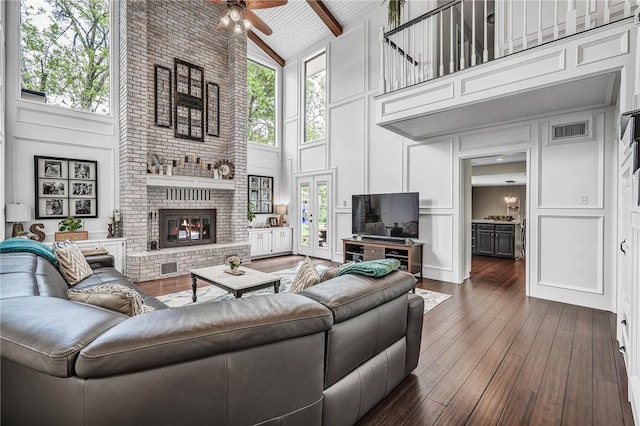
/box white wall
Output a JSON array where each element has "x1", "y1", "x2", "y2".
[
  {"x1": 3, "y1": 1, "x2": 119, "y2": 240},
  {"x1": 1, "y1": 0, "x2": 6, "y2": 240}
]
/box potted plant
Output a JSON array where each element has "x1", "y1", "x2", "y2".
[
  {"x1": 54, "y1": 216, "x2": 88, "y2": 241},
  {"x1": 386, "y1": 0, "x2": 406, "y2": 28},
  {"x1": 247, "y1": 202, "x2": 256, "y2": 224},
  {"x1": 226, "y1": 255, "x2": 242, "y2": 275}
]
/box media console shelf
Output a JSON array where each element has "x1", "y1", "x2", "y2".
[{"x1": 342, "y1": 238, "x2": 424, "y2": 280}]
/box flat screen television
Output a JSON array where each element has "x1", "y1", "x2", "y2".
[{"x1": 352, "y1": 192, "x2": 420, "y2": 240}]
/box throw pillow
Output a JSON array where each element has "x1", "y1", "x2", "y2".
[
  {"x1": 318, "y1": 261, "x2": 355, "y2": 283},
  {"x1": 289, "y1": 257, "x2": 320, "y2": 293},
  {"x1": 335, "y1": 259, "x2": 401, "y2": 278},
  {"x1": 68, "y1": 283, "x2": 155, "y2": 316},
  {"x1": 55, "y1": 243, "x2": 93, "y2": 286}
]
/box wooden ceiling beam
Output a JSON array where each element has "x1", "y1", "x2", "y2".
[
  {"x1": 247, "y1": 30, "x2": 285, "y2": 67},
  {"x1": 306, "y1": 0, "x2": 342, "y2": 37}
]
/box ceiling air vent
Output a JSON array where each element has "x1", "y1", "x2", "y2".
[{"x1": 552, "y1": 121, "x2": 588, "y2": 140}]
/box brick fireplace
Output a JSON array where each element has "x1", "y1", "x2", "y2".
[
  {"x1": 159, "y1": 208, "x2": 216, "y2": 249},
  {"x1": 118, "y1": 0, "x2": 250, "y2": 281}
]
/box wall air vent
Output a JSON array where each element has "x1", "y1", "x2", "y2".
[
  {"x1": 552, "y1": 121, "x2": 588, "y2": 140},
  {"x1": 160, "y1": 262, "x2": 178, "y2": 275}
]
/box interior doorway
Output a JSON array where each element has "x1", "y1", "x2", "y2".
[{"x1": 462, "y1": 151, "x2": 529, "y2": 291}]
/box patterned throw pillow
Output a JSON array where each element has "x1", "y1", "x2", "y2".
[
  {"x1": 55, "y1": 243, "x2": 93, "y2": 286},
  {"x1": 68, "y1": 283, "x2": 155, "y2": 317},
  {"x1": 289, "y1": 257, "x2": 320, "y2": 293}
]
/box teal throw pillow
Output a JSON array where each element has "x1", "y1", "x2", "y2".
[{"x1": 335, "y1": 259, "x2": 401, "y2": 278}]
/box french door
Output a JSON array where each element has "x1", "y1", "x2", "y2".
[{"x1": 296, "y1": 174, "x2": 332, "y2": 260}]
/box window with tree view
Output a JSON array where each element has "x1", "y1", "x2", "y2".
[
  {"x1": 20, "y1": 0, "x2": 110, "y2": 114},
  {"x1": 304, "y1": 52, "x2": 326, "y2": 143},
  {"x1": 247, "y1": 60, "x2": 276, "y2": 146}
]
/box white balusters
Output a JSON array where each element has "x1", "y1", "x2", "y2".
[
  {"x1": 566, "y1": 0, "x2": 577, "y2": 35},
  {"x1": 472, "y1": 0, "x2": 477, "y2": 67},
  {"x1": 522, "y1": 0, "x2": 528, "y2": 49},
  {"x1": 553, "y1": 0, "x2": 559, "y2": 39},
  {"x1": 494, "y1": 1, "x2": 500, "y2": 59},
  {"x1": 624, "y1": 0, "x2": 631, "y2": 17},
  {"x1": 449, "y1": 7, "x2": 454, "y2": 74},
  {"x1": 483, "y1": 0, "x2": 488, "y2": 63},
  {"x1": 508, "y1": 0, "x2": 514, "y2": 53},
  {"x1": 537, "y1": 0, "x2": 543, "y2": 45},
  {"x1": 439, "y1": 12, "x2": 444, "y2": 77},
  {"x1": 379, "y1": 27, "x2": 386, "y2": 93},
  {"x1": 585, "y1": 1, "x2": 591, "y2": 30},
  {"x1": 604, "y1": 0, "x2": 610, "y2": 24},
  {"x1": 460, "y1": 1, "x2": 465, "y2": 70}
]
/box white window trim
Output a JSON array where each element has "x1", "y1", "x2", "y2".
[{"x1": 247, "y1": 56, "x2": 279, "y2": 149}]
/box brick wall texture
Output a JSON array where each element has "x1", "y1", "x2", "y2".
[{"x1": 119, "y1": 0, "x2": 249, "y2": 281}]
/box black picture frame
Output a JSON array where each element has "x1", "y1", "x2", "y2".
[
  {"x1": 154, "y1": 65, "x2": 172, "y2": 127},
  {"x1": 34, "y1": 156, "x2": 98, "y2": 219},
  {"x1": 248, "y1": 175, "x2": 273, "y2": 214},
  {"x1": 174, "y1": 58, "x2": 204, "y2": 141},
  {"x1": 206, "y1": 82, "x2": 220, "y2": 137}
]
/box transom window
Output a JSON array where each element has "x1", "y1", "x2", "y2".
[
  {"x1": 247, "y1": 59, "x2": 276, "y2": 146},
  {"x1": 20, "y1": 0, "x2": 110, "y2": 115},
  {"x1": 304, "y1": 52, "x2": 326, "y2": 144}
]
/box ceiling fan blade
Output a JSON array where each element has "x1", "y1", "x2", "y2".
[
  {"x1": 208, "y1": 0, "x2": 230, "y2": 4},
  {"x1": 245, "y1": 0, "x2": 287, "y2": 9},
  {"x1": 245, "y1": 10, "x2": 273, "y2": 35}
]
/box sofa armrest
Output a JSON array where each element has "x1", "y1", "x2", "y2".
[
  {"x1": 75, "y1": 293, "x2": 333, "y2": 378},
  {"x1": 85, "y1": 254, "x2": 114, "y2": 269},
  {"x1": 405, "y1": 293, "x2": 424, "y2": 375}
]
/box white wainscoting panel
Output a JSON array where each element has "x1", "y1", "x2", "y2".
[
  {"x1": 459, "y1": 124, "x2": 531, "y2": 152},
  {"x1": 330, "y1": 98, "x2": 365, "y2": 206},
  {"x1": 421, "y1": 213, "x2": 453, "y2": 272},
  {"x1": 576, "y1": 30, "x2": 629, "y2": 67},
  {"x1": 407, "y1": 138, "x2": 453, "y2": 208},
  {"x1": 381, "y1": 82, "x2": 454, "y2": 116},
  {"x1": 284, "y1": 61, "x2": 298, "y2": 120},
  {"x1": 537, "y1": 215, "x2": 604, "y2": 294},
  {"x1": 284, "y1": 119, "x2": 298, "y2": 161},
  {"x1": 539, "y1": 114, "x2": 604, "y2": 209},
  {"x1": 460, "y1": 50, "x2": 565, "y2": 95},
  {"x1": 330, "y1": 24, "x2": 365, "y2": 103},
  {"x1": 16, "y1": 103, "x2": 115, "y2": 136},
  {"x1": 299, "y1": 143, "x2": 326, "y2": 173},
  {"x1": 334, "y1": 210, "x2": 352, "y2": 262},
  {"x1": 368, "y1": 96, "x2": 403, "y2": 193}
]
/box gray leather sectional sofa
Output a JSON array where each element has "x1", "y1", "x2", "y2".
[{"x1": 0, "y1": 251, "x2": 424, "y2": 425}]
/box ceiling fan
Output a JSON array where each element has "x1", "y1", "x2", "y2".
[{"x1": 209, "y1": 0, "x2": 287, "y2": 36}]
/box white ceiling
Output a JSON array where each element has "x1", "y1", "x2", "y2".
[
  {"x1": 249, "y1": 0, "x2": 381, "y2": 61},
  {"x1": 471, "y1": 154, "x2": 527, "y2": 187}
]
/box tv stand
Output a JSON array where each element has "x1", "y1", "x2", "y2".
[{"x1": 342, "y1": 238, "x2": 424, "y2": 280}]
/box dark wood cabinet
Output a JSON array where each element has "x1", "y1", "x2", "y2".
[
  {"x1": 343, "y1": 238, "x2": 424, "y2": 279},
  {"x1": 472, "y1": 222, "x2": 521, "y2": 259}
]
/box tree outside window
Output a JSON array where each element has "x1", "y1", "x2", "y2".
[
  {"x1": 304, "y1": 52, "x2": 326, "y2": 143},
  {"x1": 20, "y1": 0, "x2": 110, "y2": 114},
  {"x1": 247, "y1": 60, "x2": 276, "y2": 146}
]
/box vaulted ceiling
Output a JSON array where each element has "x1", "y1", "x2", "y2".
[{"x1": 248, "y1": 0, "x2": 381, "y2": 64}]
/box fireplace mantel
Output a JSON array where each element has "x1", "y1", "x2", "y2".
[{"x1": 146, "y1": 175, "x2": 234, "y2": 190}]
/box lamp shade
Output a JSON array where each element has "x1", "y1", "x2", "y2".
[
  {"x1": 275, "y1": 204, "x2": 288, "y2": 215},
  {"x1": 6, "y1": 204, "x2": 31, "y2": 222}
]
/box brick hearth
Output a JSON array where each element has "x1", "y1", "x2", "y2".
[{"x1": 119, "y1": 0, "x2": 249, "y2": 281}]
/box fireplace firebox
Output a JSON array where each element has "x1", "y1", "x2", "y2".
[{"x1": 159, "y1": 209, "x2": 216, "y2": 249}]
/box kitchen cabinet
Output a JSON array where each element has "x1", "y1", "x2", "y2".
[{"x1": 472, "y1": 222, "x2": 521, "y2": 259}]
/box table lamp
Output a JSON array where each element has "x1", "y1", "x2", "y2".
[
  {"x1": 6, "y1": 203, "x2": 32, "y2": 237},
  {"x1": 275, "y1": 204, "x2": 288, "y2": 227}
]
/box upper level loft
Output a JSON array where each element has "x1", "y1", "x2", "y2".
[{"x1": 375, "y1": 0, "x2": 639, "y2": 140}]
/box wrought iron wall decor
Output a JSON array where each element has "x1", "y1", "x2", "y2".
[
  {"x1": 174, "y1": 59, "x2": 204, "y2": 141},
  {"x1": 34, "y1": 156, "x2": 98, "y2": 219},
  {"x1": 206, "y1": 82, "x2": 220, "y2": 137},
  {"x1": 154, "y1": 65, "x2": 172, "y2": 127}
]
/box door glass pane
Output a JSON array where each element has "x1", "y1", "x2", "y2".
[
  {"x1": 317, "y1": 182, "x2": 328, "y2": 249},
  {"x1": 300, "y1": 184, "x2": 310, "y2": 247}
]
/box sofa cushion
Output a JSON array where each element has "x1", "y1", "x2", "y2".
[
  {"x1": 55, "y1": 244, "x2": 93, "y2": 286},
  {"x1": 0, "y1": 252, "x2": 69, "y2": 300},
  {"x1": 289, "y1": 257, "x2": 320, "y2": 293},
  {"x1": 319, "y1": 261, "x2": 354, "y2": 283},
  {"x1": 0, "y1": 296, "x2": 126, "y2": 377},
  {"x1": 68, "y1": 283, "x2": 156, "y2": 316}
]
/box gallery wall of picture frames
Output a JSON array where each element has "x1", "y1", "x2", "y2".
[
  {"x1": 248, "y1": 175, "x2": 273, "y2": 214},
  {"x1": 34, "y1": 156, "x2": 98, "y2": 219}
]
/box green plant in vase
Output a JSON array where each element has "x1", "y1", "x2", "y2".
[
  {"x1": 247, "y1": 202, "x2": 256, "y2": 223},
  {"x1": 58, "y1": 216, "x2": 83, "y2": 232}
]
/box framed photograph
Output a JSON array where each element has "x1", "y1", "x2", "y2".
[
  {"x1": 269, "y1": 217, "x2": 279, "y2": 227},
  {"x1": 34, "y1": 156, "x2": 98, "y2": 219},
  {"x1": 154, "y1": 65, "x2": 172, "y2": 128},
  {"x1": 248, "y1": 175, "x2": 273, "y2": 214},
  {"x1": 206, "y1": 82, "x2": 219, "y2": 137}
]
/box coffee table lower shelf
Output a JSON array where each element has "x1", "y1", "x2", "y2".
[{"x1": 190, "y1": 265, "x2": 281, "y2": 302}]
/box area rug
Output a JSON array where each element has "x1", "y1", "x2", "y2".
[{"x1": 157, "y1": 266, "x2": 450, "y2": 314}]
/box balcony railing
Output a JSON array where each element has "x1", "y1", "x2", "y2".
[{"x1": 380, "y1": 0, "x2": 638, "y2": 94}]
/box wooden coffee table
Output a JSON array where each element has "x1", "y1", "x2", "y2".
[{"x1": 190, "y1": 265, "x2": 281, "y2": 302}]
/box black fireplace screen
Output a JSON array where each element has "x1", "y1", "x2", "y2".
[{"x1": 159, "y1": 209, "x2": 216, "y2": 248}]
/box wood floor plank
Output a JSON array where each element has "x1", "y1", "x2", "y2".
[
  {"x1": 528, "y1": 305, "x2": 577, "y2": 425},
  {"x1": 497, "y1": 385, "x2": 537, "y2": 426},
  {"x1": 466, "y1": 353, "x2": 525, "y2": 425},
  {"x1": 573, "y1": 306, "x2": 593, "y2": 352},
  {"x1": 507, "y1": 299, "x2": 550, "y2": 357},
  {"x1": 401, "y1": 398, "x2": 446, "y2": 426},
  {"x1": 608, "y1": 312, "x2": 635, "y2": 425},
  {"x1": 593, "y1": 310, "x2": 618, "y2": 383},
  {"x1": 594, "y1": 376, "x2": 625, "y2": 426},
  {"x1": 562, "y1": 348, "x2": 593, "y2": 425}
]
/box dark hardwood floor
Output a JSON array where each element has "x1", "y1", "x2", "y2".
[{"x1": 137, "y1": 255, "x2": 634, "y2": 426}]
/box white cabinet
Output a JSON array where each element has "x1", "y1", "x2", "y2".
[
  {"x1": 272, "y1": 227, "x2": 293, "y2": 254},
  {"x1": 73, "y1": 238, "x2": 127, "y2": 274},
  {"x1": 249, "y1": 229, "x2": 272, "y2": 258},
  {"x1": 248, "y1": 227, "x2": 293, "y2": 258}
]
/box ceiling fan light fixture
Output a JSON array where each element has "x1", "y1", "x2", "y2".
[
  {"x1": 234, "y1": 22, "x2": 242, "y2": 33},
  {"x1": 221, "y1": 14, "x2": 230, "y2": 26},
  {"x1": 243, "y1": 19, "x2": 252, "y2": 29},
  {"x1": 230, "y1": 6, "x2": 242, "y2": 22}
]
